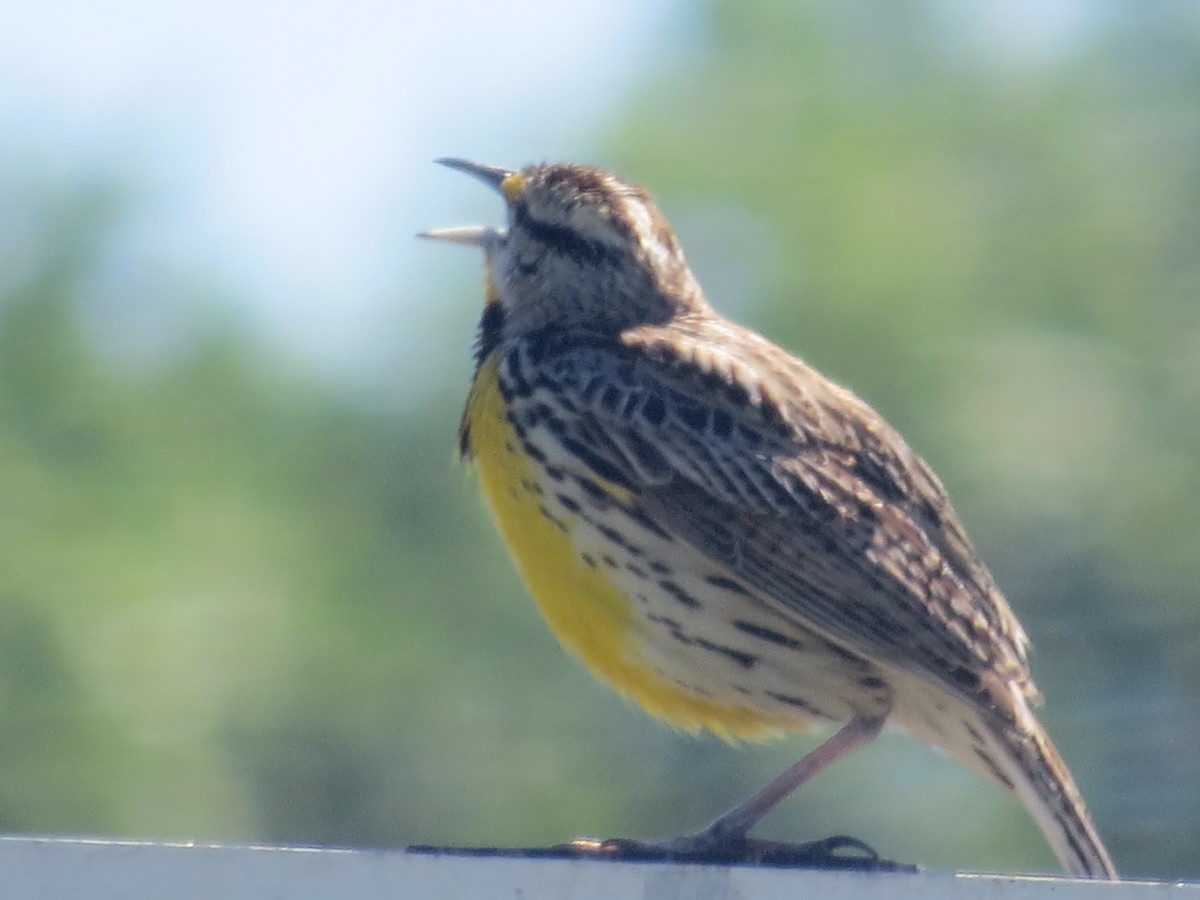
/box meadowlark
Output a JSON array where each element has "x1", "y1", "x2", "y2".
[{"x1": 421, "y1": 158, "x2": 1117, "y2": 879}]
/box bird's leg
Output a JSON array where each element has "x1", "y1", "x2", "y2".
[
  {"x1": 685, "y1": 713, "x2": 887, "y2": 849},
  {"x1": 566, "y1": 715, "x2": 904, "y2": 869}
]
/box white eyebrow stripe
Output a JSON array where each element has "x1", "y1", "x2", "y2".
[{"x1": 621, "y1": 195, "x2": 674, "y2": 271}]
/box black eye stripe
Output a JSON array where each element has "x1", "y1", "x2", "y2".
[{"x1": 513, "y1": 202, "x2": 622, "y2": 266}]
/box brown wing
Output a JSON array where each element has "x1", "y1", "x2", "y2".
[{"x1": 533, "y1": 316, "x2": 1037, "y2": 709}]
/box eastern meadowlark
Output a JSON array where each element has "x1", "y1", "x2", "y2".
[{"x1": 422, "y1": 158, "x2": 1117, "y2": 879}]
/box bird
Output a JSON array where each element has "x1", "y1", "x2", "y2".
[{"x1": 420, "y1": 157, "x2": 1117, "y2": 879}]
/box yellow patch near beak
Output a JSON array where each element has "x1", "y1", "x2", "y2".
[{"x1": 500, "y1": 172, "x2": 526, "y2": 203}]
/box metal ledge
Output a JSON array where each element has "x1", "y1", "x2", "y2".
[{"x1": 0, "y1": 836, "x2": 1194, "y2": 899}]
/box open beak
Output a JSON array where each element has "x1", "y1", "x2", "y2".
[
  {"x1": 417, "y1": 224, "x2": 495, "y2": 246},
  {"x1": 433, "y1": 157, "x2": 514, "y2": 191},
  {"x1": 418, "y1": 158, "x2": 514, "y2": 246}
]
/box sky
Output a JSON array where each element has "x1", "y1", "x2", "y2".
[
  {"x1": 0, "y1": 0, "x2": 685, "y2": 382},
  {"x1": 0, "y1": 0, "x2": 1097, "y2": 387}
]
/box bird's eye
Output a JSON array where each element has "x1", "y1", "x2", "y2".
[{"x1": 513, "y1": 202, "x2": 618, "y2": 267}]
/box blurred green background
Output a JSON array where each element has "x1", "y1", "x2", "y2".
[{"x1": 2, "y1": 0, "x2": 1197, "y2": 882}]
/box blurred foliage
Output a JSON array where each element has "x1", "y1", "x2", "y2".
[{"x1": 0, "y1": 0, "x2": 1196, "y2": 882}]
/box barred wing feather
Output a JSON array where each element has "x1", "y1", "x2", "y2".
[{"x1": 537, "y1": 325, "x2": 1036, "y2": 714}]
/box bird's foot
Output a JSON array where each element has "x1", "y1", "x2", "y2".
[{"x1": 559, "y1": 829, "x2": 915, "y2": 872}]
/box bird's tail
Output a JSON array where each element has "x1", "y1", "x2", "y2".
[
  {"x1": 988, "y1": 716, "x2": 1117, "y2": 879},
  {"x1": 896, "y1": 677, "x2": 1117, "y2": 879}
]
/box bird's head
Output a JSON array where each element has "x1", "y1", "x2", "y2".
[{"x1": 422, "y1": 158, "x2": 705, "y2": 335}]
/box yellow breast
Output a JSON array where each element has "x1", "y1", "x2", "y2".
[{"x1": 461, "y1": 352, "x2": 792, "y2": 740}]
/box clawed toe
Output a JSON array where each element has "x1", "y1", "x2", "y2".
[{"x1": 558, "y1": 832, "x2": 914, "y2": 872}]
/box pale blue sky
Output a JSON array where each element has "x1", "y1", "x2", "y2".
[
  {"x1": 0, "y1": 0, "x2": 685, "y2": 380},
  {"x1": 0, "y1": 0, "x2": 1093, "y2": 384}
]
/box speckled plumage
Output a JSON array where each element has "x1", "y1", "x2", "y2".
[{"x1": 427, "y1": 158, "x2": 1116, "y2": 879}]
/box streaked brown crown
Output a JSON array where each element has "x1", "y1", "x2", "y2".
[{"x1": 491, "y1": 163, "x2": 710, "y2": 335}]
